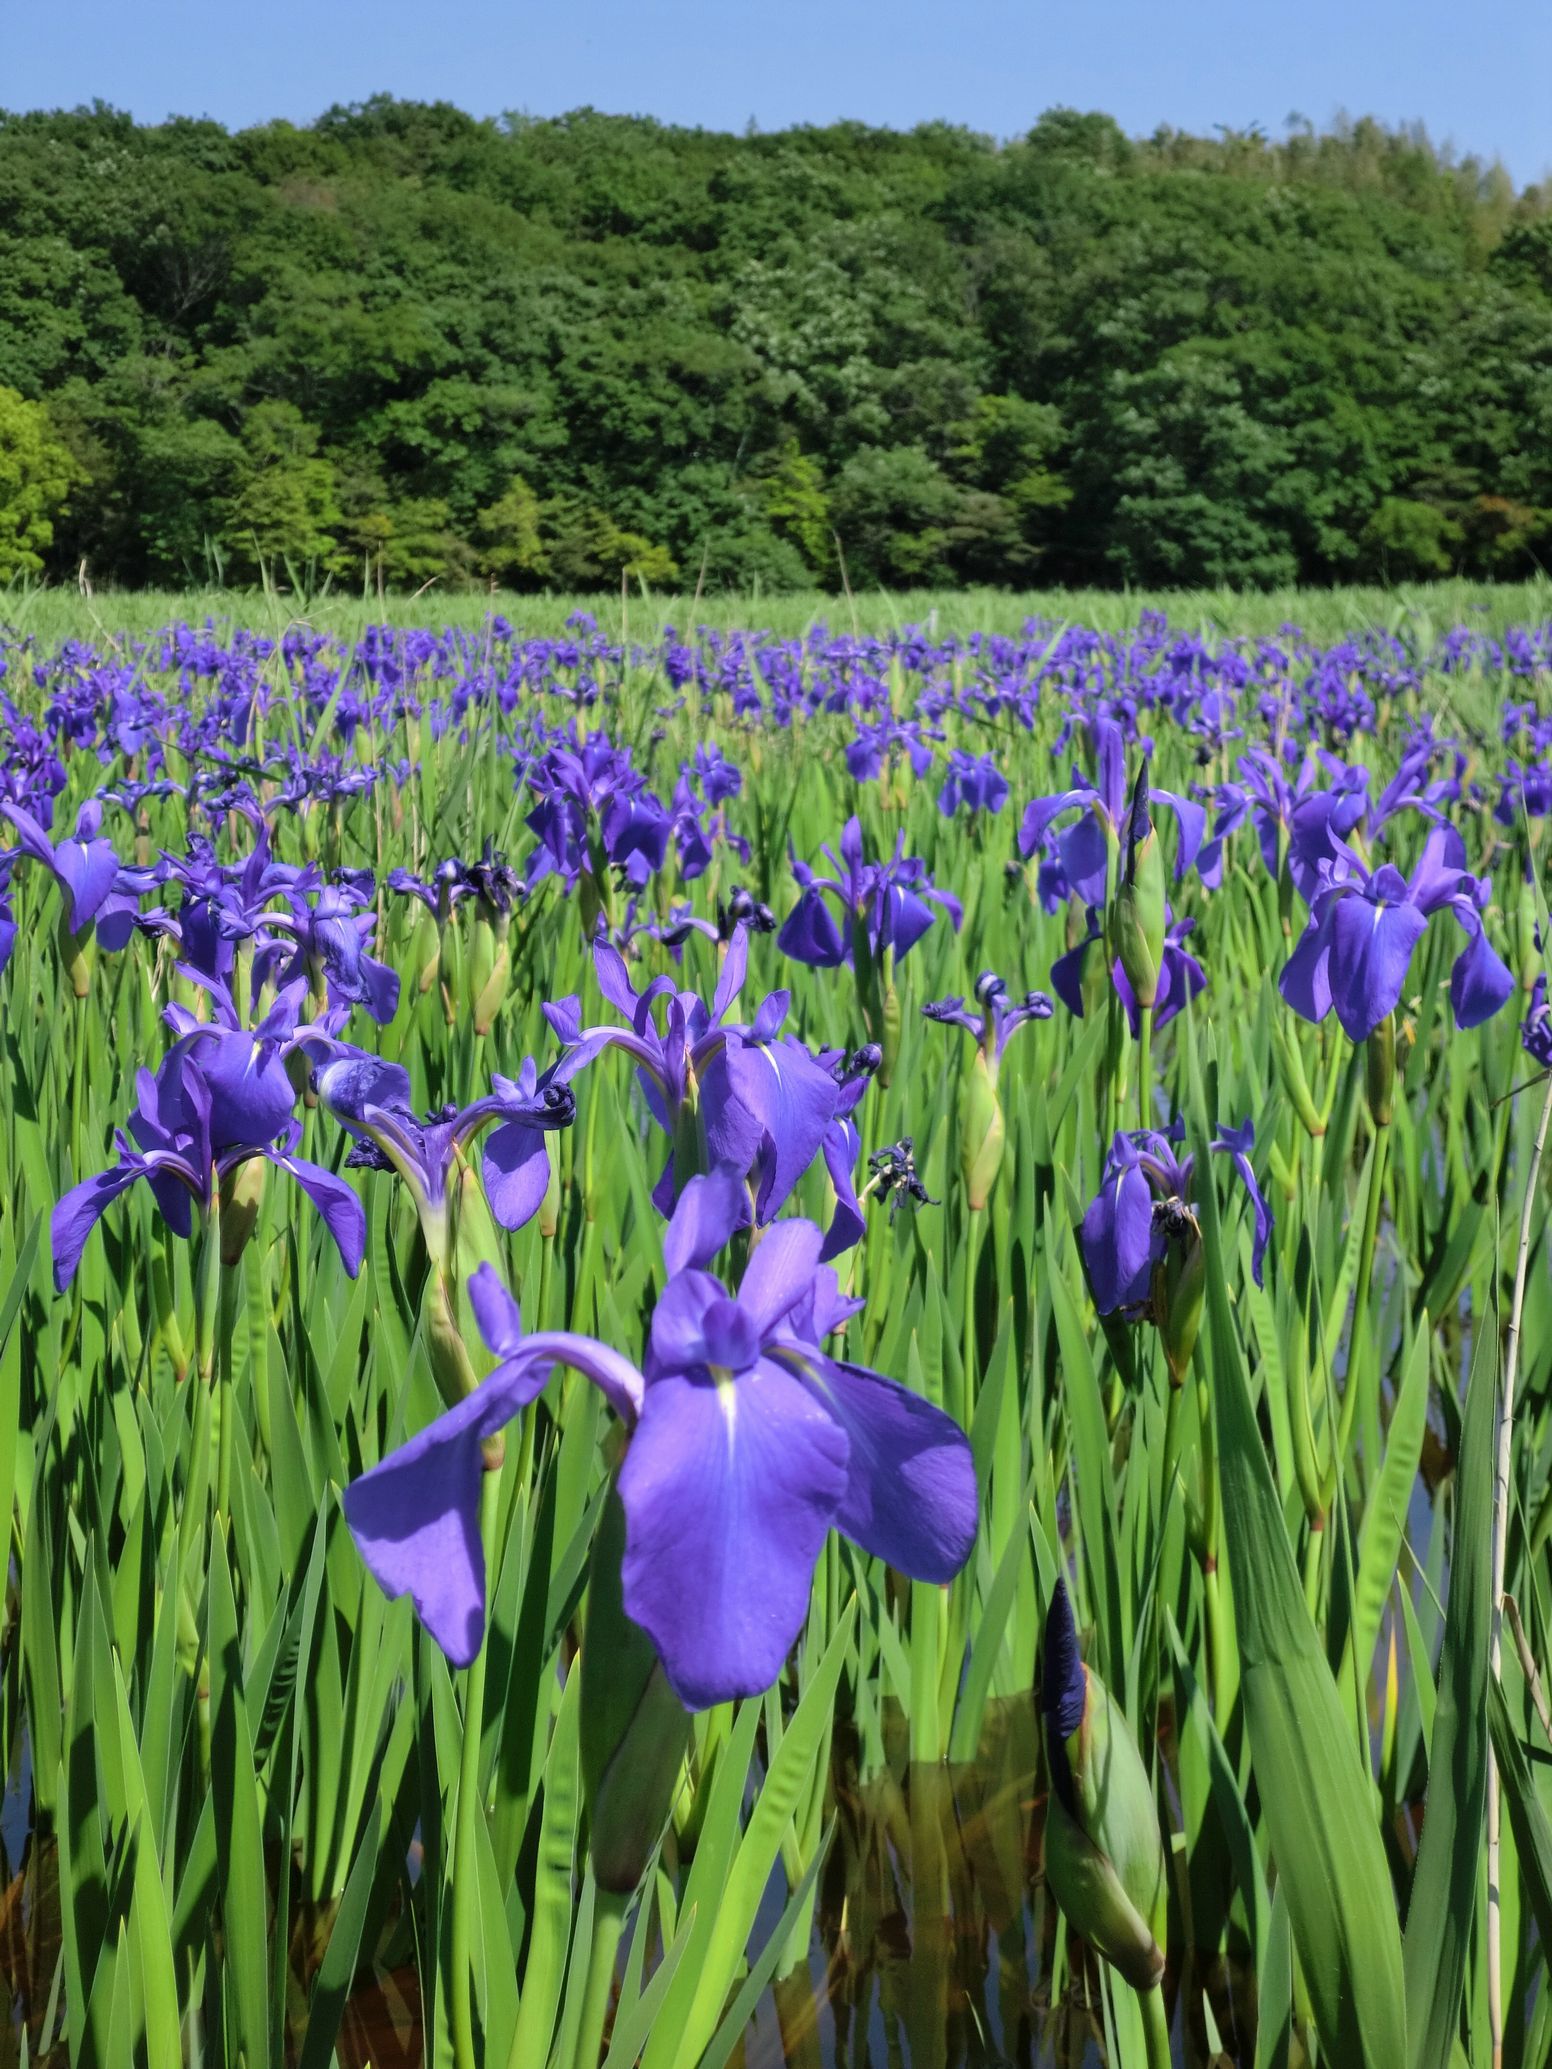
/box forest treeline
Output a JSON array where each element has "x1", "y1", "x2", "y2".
[{"x1": 1, "y1": 97, "x2": 1550, "y2": 592}]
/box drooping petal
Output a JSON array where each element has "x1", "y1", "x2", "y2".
[
  {"x1": 51, "y1": 1163, "x2": 151, "y2": 1291},
  {"x1": 267, "y1": 1153, "x2": 366, "y2": 1275},
  {"x1": 345, "y1": 1328, "x2": 645, "y2": 1663},
  {"x1": 777, "y1": 888, "x2": 847, "y2": 969},
  {"x1": 1448, "y1": 918, "x2": 1514, "y2": 1031},
  {"x1": 818, "y1": 1119, "x2": 865, "y2": 1262},
  {"x1": 789, "y1": 1353, "x2": 976, "y2": 1580},
  {"x1": 482, "y1": 1121, "x2": 550, "y2": 1231},
  {"x1": 618, "y1": 1358, "x2": 849, "y2": 1708},
  {"x1": 468, "y1": 1260, "x2": 522, "y2": 1358},
  {"x1": 1278, "y1": 903, "x2": 1336, "y2": 1025},
  {"x1": 1326, "y1": 892, "x2": 1427, "y2": 1043},
  {"x1": 344, "y1": 1388, "x2": 523, "y2": 1666}
]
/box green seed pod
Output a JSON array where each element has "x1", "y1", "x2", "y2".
[
  {"x1": 1365, "y1": 1013, "x2": 1395, "y2": 1129},
  {"x1": 960, "y1": 1049, "x2": 1005, "y2": 1211},
  {"x1": 581, "y1": 1477, "x2": 692, "y2": 1893},
  {"x1": 1041, "y1": 1581, "x2": 1166, "y2": 1991},
  {"x1": 218, "y1": 1157, "x2": 267, "y2": 1268},
  {"x1": 57, "y1": 908, "x2": 96, "y2": 1000},
  {"x1": 1270, "y1": 1012, "x2": 1326, "y2": 1138},
  {"x1": 472, "y1": 929, "x2": 511, "y2": 1037},
  {"x1": 1152, "y1": 1215, "x2": 1204, "y2": 1387}
]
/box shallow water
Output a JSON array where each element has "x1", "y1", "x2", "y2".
[{"x1": 0, "y1": 1697, "x2": 1298, "y2": 2066}]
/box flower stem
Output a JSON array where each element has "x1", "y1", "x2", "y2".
[
  {"x1": 1334, "y1": 1117, "x2": 1390, "y2": 1473},
  {"x1": 1488, "y1": 1067, "x2": 1552, "y2": 2069},
  {"x1": 570, "y1": 1885, "x2": 629, "y2": 2069},
  {"x1": 1137, "y1": 1004, "x2": 1153, "y2": 1131},
  {"x1": 1139, "y1": 1980, "x2": 1173, "y2": 2068},
  {"x1": 451, "y1": 1467, "x2": 501, "y2": 2069},
  {"x1": 214, "y1": 1262, "x2": 241, "y2": 1525}
]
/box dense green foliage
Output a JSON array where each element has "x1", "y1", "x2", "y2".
[{"x1": 1, "y1": 97, "x2": 1550, "y2": 591}]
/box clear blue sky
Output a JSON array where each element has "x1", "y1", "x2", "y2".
[{"x1": 6, "y1": 0, "x2": 1549, "y2": 188}]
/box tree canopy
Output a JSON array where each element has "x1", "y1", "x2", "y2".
[{"x1": 0, "y1": 97, "x2": 1548, "y2": 590}]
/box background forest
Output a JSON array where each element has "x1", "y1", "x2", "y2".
[{"x1": 1, "y1": 96, "x2": 1550, "y2": 593}]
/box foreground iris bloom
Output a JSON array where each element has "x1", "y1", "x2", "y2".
[
  {"x1": 1279, "y1": 824, "x2": 1513, "y2": 1042},
  {"x1": 342, "y1": 1168, "x2": 978, "y2": 1708}
]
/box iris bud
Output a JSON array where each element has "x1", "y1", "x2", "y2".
[
  {"x1": 581, "y1": 1477, "x2": 692, "y2": 1892},
  {"x1": 960, "y1": 1049, "x2": 1005, "y2": 1211},
  {"x1": 1110, "y1": 767, "x2": 1166, "y2": 1010},
  {"x1": 1041, "y1": 1579, "x2": 1166, "y2": 1991}
]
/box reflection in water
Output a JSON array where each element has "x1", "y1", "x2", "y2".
[{"x1": 0, "y1": 1697, "x2": 1275, "y2": 2067}]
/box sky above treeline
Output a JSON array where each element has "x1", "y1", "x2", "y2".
[{"x1": 5, "y1": 0, "x2": 1550, "y2": 190}]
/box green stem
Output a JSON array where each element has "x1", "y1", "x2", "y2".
[
  {"x1": 70, "y1": 995, "x2": 88, "y2": 1177},
  {"x1": 960, "y1": 1204, "x2": 982, "y2": 1429},
  {"x1": 1137, "y1": 1003, "x2": 1153, "y2": 1131},
  {"x1": 570, "y1": 1885, "x2": 630, "y2": 2069},
  {"x1": 1334, "y1": 1119, "x2": 1390, "y2": 1473},
  {"x1": 214, "y1": 1262, "x2": 241, "y2": 1525},
  {"x1": 451, "y1": 1468, "x2": 501, "y2": 2069},
  {"x1": 1139, "y1": 1980, "x2": 1172, "y2": 2069}
]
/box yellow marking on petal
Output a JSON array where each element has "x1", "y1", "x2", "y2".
[{"x1": 712, "y1": 1368, "x2": 738, "y2": 1434}]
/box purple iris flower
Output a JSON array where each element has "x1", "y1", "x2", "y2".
[
  {"x1": 1280, "y1": 824, "x2": 1513, "y2": 1042},
  {"x1": 386, "y1": 857, "x2": 475, "y2": 917},
  {"x1": 815, "y1": 1043, "x2": 883, "y2": 1261},
  {"x1": 845, "y1": 719, "x2": 936, "y2": 784},
  {"x1": 308, "y1": 1043, "x2": 574, "y2": 1246},
  {"x1": 546, "y1": 929, "x2": 839, "y2": 1218},
  {"x1": 341, "y1": 1169, "x2": 978, "y2": 1706},
  {"x1": 1, "y1": 798, "x2": 140, "y2": 947},
  {"x1": 1050, "y1": 908, "x2": 1205, "y2": 1037},
  {"x1": 0, "y1": 857, "x2": 14, "y2": 981},
  {"x1": 255, "y1": 882, "x2": 400, "y2": 1023},
  {"x1": 778, "y1": 817, "x2": 962, "y2": 970},
  {"x1": 1523, "y1": 975, "x2": 1552, "y2": 1069},
  {"x1": 524, "y1": 734, "x2": 672, "y2": 891},
  {"x1": 51, "y1": 1005, "x2": 364, "y2": 1292},
  {"x1": 1197, "y1": 748, "x2": 1367, "y2": 896},
  {"x1": 1017, "y1": 719, "x2": 1204, "y2": 909},
  {"x1": 652, "y1": 885, "x2": 778, "y2": 959},
  {"x1": 923, "y1": 970, "x2": 1053, "y2": 1063},
  {"x1": 937, "y1": 751, "x2": 1009, "y2": 819},
  {"x1": 1080, "y1": 1121, "x2": 1271, "y2": 1316},
  {"x1": 688, "y1": 743, "x2": 742, "y2": 807}
]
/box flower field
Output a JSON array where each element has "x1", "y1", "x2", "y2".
[{"x1": 2, "y1": 601, "x2": 1551, "y2": 2067}]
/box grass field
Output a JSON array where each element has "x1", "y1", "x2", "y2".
[{"x1": 5, "y1": 574, "x2": 1552, "y2": 644}]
